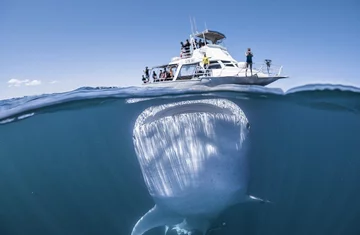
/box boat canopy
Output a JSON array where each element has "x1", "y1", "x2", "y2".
[
  {"x1": 151, "y1": 64, "x2": 169, "y2": 69},
  {"x1": 151, "y1": 64, "x2": 177, "y2": 70},
  {"x1": 194, "y1": 30, "x2": 226, "y2": 44}
]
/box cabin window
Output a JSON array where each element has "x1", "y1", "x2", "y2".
[
  {"x1": 177, "y1": 63, "x2": 199, "y2": 80},
  {"x1": 208, "y1": 60, "x2": 222, "y2": 69},
  {"x1": 208, "y1": 64, "x2": 222, "y2": 69},
  {"x1": 221, "y1": 60, "x2": 236, "y2": 67}
]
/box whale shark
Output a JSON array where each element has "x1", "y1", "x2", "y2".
[{"x1": 131, "y1": 98, "x2": 268, "y2": 235}]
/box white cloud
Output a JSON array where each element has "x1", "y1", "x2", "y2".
[
  {"x1": 8, "y1": 79, "x2": 29, "y2": 87},
  {"x1": 8, "y1": 79, "x2": 42, "y2": 87},
  {"x1": 49, "y1": 80, "x2": 59, "y2": 84},
  {"x1": 25, "y1": 80, "x2": 42, "y2": 86}
]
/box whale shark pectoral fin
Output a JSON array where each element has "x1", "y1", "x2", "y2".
[
  {"x1": 131, "y1": 204, "x2": 183, "y2": 235},
  {"x1": 246, "y1": 195, "x2": 272, "y2": 204}
]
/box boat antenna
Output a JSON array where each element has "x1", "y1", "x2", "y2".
[
  {"x1": 204, "y1": 21, "x2": 208, "y2": 30},
  {"x1": 193, "y1": 17, "x2": 198, "y2": 33},
  {"x1": 189, "y1": 15, "x2": 195, "y2": 35}
]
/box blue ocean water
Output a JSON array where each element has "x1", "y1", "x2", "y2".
[{"x1": 0, "y1": 83, "x2": 360, "y2": 235}]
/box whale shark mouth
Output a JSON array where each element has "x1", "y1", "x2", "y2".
[
  {"x1": 132, "y1": 99, "x2": 250, "y2": 198},
  {"x1": 134, "y1": 99, "x2": 249, "y2": 127}
]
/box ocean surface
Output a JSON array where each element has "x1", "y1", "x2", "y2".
[{"x1": 1, "y1": 83, "x2": 360, "y2": 235}]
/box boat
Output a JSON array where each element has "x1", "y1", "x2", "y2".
[{"x1": 141, "y1": 28, "x2": 289, "y2": 87}]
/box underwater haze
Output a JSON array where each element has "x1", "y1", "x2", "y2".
[{"x1": 1, "y1": 84, "x2": 360, "y2": 235}]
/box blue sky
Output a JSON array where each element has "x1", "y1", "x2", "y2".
[{"x1": 1, "y1": 0, "x2": 359, "y2": 99}]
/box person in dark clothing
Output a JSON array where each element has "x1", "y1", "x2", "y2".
[
  {"x1": 245, "y1": 48, "x2": 253, "y2": 76},
  {"x1": 183, "y1": 39, "x2": 191, "y2": 57},
  {"x1": 142, "y1": 75, "x2": 149, "y2": 83},
  {"x1": 193, "y1": 39, "x2": 198, "y2": 49},
  {"x1": 180, "y1": 42, "x2": 185, "y2": 49},
  {"x1": 152, "y1": 71, "x2": 157, "y2": 81},
  {"x1": 159, "y1": 70, "x2": 163, "y2": 80},
  {"x1": 144, "y1": 66, "x2": 149, "y2": 78},
  {"x1": 180, "y1": 42, "x2": 185, "y2": 57},
  {"x1": 198, "y1": 39, "x2": 205, "y2": 47}
]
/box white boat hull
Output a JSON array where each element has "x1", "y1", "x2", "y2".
[{"x1": 142, "y1": 75, "x2": 288, "y2": 88}]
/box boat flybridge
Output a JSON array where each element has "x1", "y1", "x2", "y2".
[{"x1": 141, "y1": 29, "x2": 288, "y2": 87}]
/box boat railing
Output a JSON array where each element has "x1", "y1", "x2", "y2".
[
  {"x1": 192, "y1": 67, "x2": 213, "y2": 79},
  {"x1": 152, "y1": 77, "x2": 174, "y2": 83},
  {"x1": 238, "y1": 61, "x2": 284, "y2": 77},
  {"x1": 181, "y1": 51, "x2": 192, "y2": 59}
]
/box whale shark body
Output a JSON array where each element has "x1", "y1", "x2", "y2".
[{"x1": 131, "y1": 99, "x2": 268, "y2": 235}]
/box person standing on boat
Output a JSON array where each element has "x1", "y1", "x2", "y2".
[
  {"x1": 144, "y1": 66, "x2": 149, "y2": 78},
  {"x1": 180, "y1": 42, "x2": 185, "y2": 58},
  {"x1": 245, "y1": 48, "x2": 253, "y2": 76},
  {"x1": 202, "y1": 53, "x2": 210, "y2": 69},
  {"x1": 169, "y1": 67, "x2": 174, "y2": 78},
  {"x1": 159, "y1": 70, "x2": 163, "y2": 81},
  {"x1": 202, "y1": 53, "x2": 210, "y2": 76},
  {"x1": 193, "y1": 39, "x2": 198, "y2": 50},
  {"x1": 152, "y1": 71, "x2": 157, "y2": 82},
  {"x1": 184, "y1": 39, "x2": 191, "y2": 57}
]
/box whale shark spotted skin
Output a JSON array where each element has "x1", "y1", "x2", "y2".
[{"x1": 131, "y1": 99, "x2": 267, "y2": 235}]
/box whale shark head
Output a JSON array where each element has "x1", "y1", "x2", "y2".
[{"x1": 131, "y1": 98, "x2": 264, "y2": 235}]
